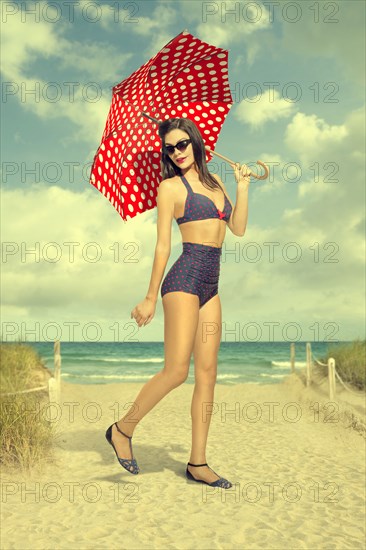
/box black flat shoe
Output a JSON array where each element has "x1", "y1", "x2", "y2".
[
  {"x1": 105, "y1": 422, "x2": 139, "y2": 474},
  {"x1": 186, "y1": 462, "x2": 232, "y2": 488}
]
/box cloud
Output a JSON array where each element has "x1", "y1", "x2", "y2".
[
  {"x1": 122, "y1": 1, "x2": 179, "y2": 57},
  {"x1": 126, "y1": 1, "x2": 270, "y2": 65},
  {"x1": 0, "y1": 1, "x2": 133, "y2": 145},
  {"x1": 285, "y1": 112, "x2": 349, "y2": 160},
  {"x1": 1, "y1": 183, "x2": 167, "y2": 307},
  {"x1": 1, "y1": 180, "x2": 185, "y2": 340},
  {"x1": 249, "y1": 153, "x2": 288, "y2": 195},
  {"x1": 246, "y1": 42, "x2": 261, "y2": 67},
  {"x1": 283, "y1": 107, "x2": 364, "y2": 217},
  {"x1": 221, "y1": 106, "x2": 365, "y2": 337},
  {"x1": 129, "y1": 2, "x2": 177, "y2": 36},
  {"x1": 193, "y1": 0, "x2": 270, "y2": 47},
  {"x1": 281, "y1": 0, "x2": 366, "y2": 88},
  {"x1": 234, "y1": 88, "x2": 297, "y2": 129},
  {"x1": 1, "y1": 2, "x2": 132, "y2": 83}
]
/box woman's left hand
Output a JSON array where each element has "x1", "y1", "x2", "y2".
[{"x1": 233, "y1": 162, "x2": 252, "y2": 185}]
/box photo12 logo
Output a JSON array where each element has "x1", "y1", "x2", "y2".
[
  {"x1": 201, "y1": 1, "x2": 340, "y2": 24},
  {"x1": 1, "y1": 1, "x2": 140, "y2": 24}
]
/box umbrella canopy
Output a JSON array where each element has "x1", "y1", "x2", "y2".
[{"x1": 89, "y1": 29, "x2": 233, "y2": 222}]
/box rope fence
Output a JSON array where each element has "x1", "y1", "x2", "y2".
[
  {"x1": 312, "y1": 353, "x2": 362, "y2": 396},
  {"x1": 0, "y1": 340, "x2": 61, "y2": 404},
  {"x1": 1, "y1": 385, "x2": 48, "y2": 396},
  {"x1": 290, "y1": 342, "x2": 364, "y2": 400}
]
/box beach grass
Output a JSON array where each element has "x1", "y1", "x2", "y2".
[
  {"x1": 317, "y1": 338, "x2": 366, "y2": 391},
  {"x1": 0, "y1": 342, "x2": 54, "y2": 471}
]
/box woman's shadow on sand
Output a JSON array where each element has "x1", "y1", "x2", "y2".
[{"x1": 53, "y1": 426, "x2": 189, "y2": 483}]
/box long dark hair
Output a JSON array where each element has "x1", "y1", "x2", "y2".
[{"x1": 158, "y1": 118, "x2": 220, "y2": 191}]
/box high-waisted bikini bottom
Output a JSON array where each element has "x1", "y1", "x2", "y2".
[{"x1": 160, "y1": 242, "x2": 222, "y2": 309}]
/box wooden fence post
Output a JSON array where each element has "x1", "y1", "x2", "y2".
[
  {"x1": 306, "y1": 342, "x2": 312, "y2": 387},
  {"x1": 328, "y1": 357, "x2": 336, "y2": 400},
  {"x1": 290, "y1": 343, "x2": 295, "y2": 372},
  {"x1": 48, "y1": 377, "x2": 60, "y2": 404},
  {"x1": 54, "y1": 340, "x2": 61, "y2": 400}
]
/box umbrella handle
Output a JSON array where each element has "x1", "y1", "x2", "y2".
[{"x1": 205, "y1": 146, "x2": 269, "y2": 180}]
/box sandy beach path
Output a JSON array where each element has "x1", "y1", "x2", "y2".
[{"x1": 1, "y1": 373, "x2": 365, "y2": 549}]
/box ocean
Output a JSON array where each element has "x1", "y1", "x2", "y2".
[{"x1": 27, "y1": 340, "x2": 344, "y2": 386}]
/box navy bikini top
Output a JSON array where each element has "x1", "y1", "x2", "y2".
[{"x1": 176, "y1": 176, "x2": 232, "y2": 225}]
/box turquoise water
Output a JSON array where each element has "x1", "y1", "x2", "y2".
[{"x1": 26, "y1": 341, "x2": 344, "y2": 386}]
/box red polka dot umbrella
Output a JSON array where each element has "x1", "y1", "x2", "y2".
[{"x1": 89, "y1": 29, "x2": 234, "y2": 223}]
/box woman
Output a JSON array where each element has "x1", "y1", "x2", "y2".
[{"x1": 106, "y1": 117, "x2": 251, "y2": 488}]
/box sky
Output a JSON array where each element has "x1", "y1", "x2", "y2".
[{"x1": 1, "y1": 0, "x2": 365, "y2": 343}]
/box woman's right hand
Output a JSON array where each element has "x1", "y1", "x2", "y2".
[{"x1": 131, "y1": 297, "x2": 156, "y2": 327}]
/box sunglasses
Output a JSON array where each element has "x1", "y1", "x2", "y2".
[{"x1": 163, "y1": 139, "x2": 192, "y2": 156}]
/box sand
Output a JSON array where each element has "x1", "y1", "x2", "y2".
[{"x1": 1, "y1": 371, "x2": 365, "y2": 550}]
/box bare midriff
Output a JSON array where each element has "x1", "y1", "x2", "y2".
[{"x1": 177, "y1": 219, "x2": 227, "y2": 248}]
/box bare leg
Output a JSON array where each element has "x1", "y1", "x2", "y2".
[
  {"x1": 188, "y1": 293, "x2": 224, "y2": 484},
  {"x1": 110, "y1": 291, "x2": 200, "y2": 470}
]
